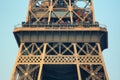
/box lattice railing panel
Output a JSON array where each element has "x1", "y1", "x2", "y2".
[
  {"x1": 17, "y1": 56, "x2": 42, "y2": 63},
  {"x1": 44, "y1": 55, "x2": 76, "y2": 63},
  {"x1": 78, "y1": 56, "x2": 102, "y2": 63},
  {"x1": 17, "y1": 55, "x2": 102, "y2": 64}
]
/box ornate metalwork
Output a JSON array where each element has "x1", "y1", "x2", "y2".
[
  {"x1": 11, "y1": 0, "x2": 109, "y2": 80},
  {"x1": 25, "y1": 0, "x2": 95, "y2": 25}
]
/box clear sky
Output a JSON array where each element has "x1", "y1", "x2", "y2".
[{"x1": 0, "y1": 0, "x2": 120, "y2": 80}]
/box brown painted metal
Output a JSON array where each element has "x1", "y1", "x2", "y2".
[{"x1": 11, "y1": 0, "x2": 109, "y2": 80}]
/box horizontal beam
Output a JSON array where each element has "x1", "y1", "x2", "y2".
[
  {"x1": 14, "y1": 29, "x2": 108, "y2": 51},
  {"x1": 17, "y1": 55, "x2": 102, "y2": 64},
  {"x1": 14, "y1": 27, "x2": 107, "y2": 32}
]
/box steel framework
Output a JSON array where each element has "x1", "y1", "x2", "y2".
[{"x1": 11, "y1": 0, "x2": 109, "y2": 80}]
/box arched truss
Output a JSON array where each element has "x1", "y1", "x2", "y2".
[{"x1": 26, "y1": 0, "x2": 95, "y2": 24}]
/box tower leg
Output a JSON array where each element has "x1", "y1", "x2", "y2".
[
  {"x1": 10, "y1": 43, "x2": 24, "y2": 80},
  {"x1": 73, "y1": 43, "x2": 82, "y2": 80},
  {"x1": 76, "y1": 64, "x2": 81, "y2": 80},
  {"x1": 37, "y1": 43, "x2": 47, "y2": 80},
  {"x1": 97, "y1": 43, "x2": 109, "y2": 80},
  {"x1": 75, "y1": 43, "x2": 109, "y2": 80},
  {"x1": 37, "y1": 64, "x2": 43, "y2": 80}
]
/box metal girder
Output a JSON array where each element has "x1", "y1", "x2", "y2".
[
  {"x1": 11, "y1": 0, "x2": 109, "y2": 80},
  {"x1": 14, "y1": 27, "x2": 108, "y2": 51},
  {"x1": 11, "y1": 42, "x2": 109, "y2": 80},
  {"x1": 25, "y1": 0, "x2": 95, "y2": 24}
]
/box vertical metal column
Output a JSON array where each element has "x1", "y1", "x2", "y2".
[
  {"x1": 37, "y1": 43, "x2": 47, "y2": 80},
  {"x1": 10, "y1": 43, "x2": 24, "y2": 80},
  {"x1": 73, "y1": 43, "x2": 81, "y2": 80},
  {"x1": 97, "y1": 43, "x2": 109, "y2": 80},
  {"x1": 11, "y1": 0, "x2": 109, "y2": 80}
]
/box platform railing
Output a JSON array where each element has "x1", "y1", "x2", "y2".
[{"x1": 14, "y1": 22, "x2": 105, "y2": 28}]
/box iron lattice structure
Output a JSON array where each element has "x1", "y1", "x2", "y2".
[{"x1": 11, "y1": 0, "x2": 109, "y2": 80}]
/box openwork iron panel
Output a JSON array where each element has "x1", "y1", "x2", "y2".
[
  {"x1": 17, "y1": 55, "x2": 102, "y2": 64},
  {"x1": 11, "y1": 0, "x2": 109, "y2": 80}
]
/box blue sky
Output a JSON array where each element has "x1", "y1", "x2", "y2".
[{"x1": 0, "y1": 0, "x2": 120, "y2": 80}]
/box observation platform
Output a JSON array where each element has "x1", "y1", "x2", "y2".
[{"x1": 14, "y1": 23, "x2": 108, "y2": 51}]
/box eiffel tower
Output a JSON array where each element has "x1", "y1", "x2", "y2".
[{"x1": 11, "y1": 0, "x2": 109, "y2": 80}]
